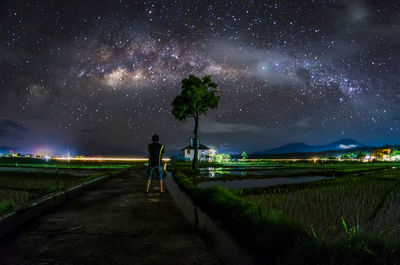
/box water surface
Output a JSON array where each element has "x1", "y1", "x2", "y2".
[{"x1": 199, "y1": 176, "x2": 330, "y2": 189}]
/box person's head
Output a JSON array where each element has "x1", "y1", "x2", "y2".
[{"x1": 152, "y1": 134, "x2": 159, "y2": 143}]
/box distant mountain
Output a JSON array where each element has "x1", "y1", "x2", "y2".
[
  {"x1": 263, "y1": 139, "x2": 366, "y2": 154},
  {"x1": 264, "y1": 143, "x2": 315, "y2": 154}
]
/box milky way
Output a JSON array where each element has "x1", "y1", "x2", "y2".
[{"x1": 0, "y1": 0, "x2": 399, "y2": 155}]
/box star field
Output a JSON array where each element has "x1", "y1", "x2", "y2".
[{"x1": 0, "y1": 0, "x2": 399, "y2": 155}]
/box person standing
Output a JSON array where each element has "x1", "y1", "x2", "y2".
[{"x1": 146, "y1": 134, "x2": 166, "y2": 194}]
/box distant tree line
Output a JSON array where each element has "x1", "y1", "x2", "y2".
[{"x1": 236, "y1": 146, "x2": 400, "y2": 160}]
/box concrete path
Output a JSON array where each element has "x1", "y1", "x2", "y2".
[{"x1": 0, "y1": 168, "x2": 220, "y2": 265}]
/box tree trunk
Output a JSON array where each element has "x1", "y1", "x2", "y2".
[{"x1": 192, "y1": 115, "x2": 199, "y2": 169}]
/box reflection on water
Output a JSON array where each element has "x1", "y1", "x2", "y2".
[
  {"x1": 201, "y1": 168, "x2": 260, "y2": 178},
  {"x1": 199, "y1": 176, "x2": 330, "y2": 189},
  {"x1": 199, "y1": 167, "x2": 305, "y2": 179}
]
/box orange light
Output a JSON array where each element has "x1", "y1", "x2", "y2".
[{"x1": 53, "y1": 157, "x2": 170, "y2": 162}]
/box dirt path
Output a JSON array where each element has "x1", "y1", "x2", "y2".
[{"x1": 0, "y1": 168, "x2": 220, "y2": 265}]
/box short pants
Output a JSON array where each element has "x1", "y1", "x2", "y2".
[{"x1": 147, "y1": 166, "x2": 164, "y2": 180}]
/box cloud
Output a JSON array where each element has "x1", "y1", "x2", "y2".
[{"x1": 338, "y1": 144, "x2": 358, "y2": 149}]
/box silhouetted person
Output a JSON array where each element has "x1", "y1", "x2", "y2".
[{"x1": 146, "y1": 134, "x2": 166, "y2": 194}]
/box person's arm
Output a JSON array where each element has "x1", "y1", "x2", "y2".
[{"x1": 162, "y1": 146, "x2": 166, "y2": 170}]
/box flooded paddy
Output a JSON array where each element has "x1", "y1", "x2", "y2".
[{"x1": 199, "y1": 176, "x2": 330, "y2": 189}]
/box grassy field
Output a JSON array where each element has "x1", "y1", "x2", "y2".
[
  {"x1": 239, "y1": 169, "x2": 400, "y2": 241},
  {"x1": 0, "y1": 171, "x2": 108, "y2": 216},
  {"x1": 171, "y1": 160, "x2": 399, "y2": 182},
  {"x1": 170, "y1": 161, "x2": 400, "y2": 264},
  {"x1": 0, "y1": 163, "x2": 132, "y2": 169},
  {"x1": 0, "y1": 157, "x2": 135, "y2": 170},
  {"x1": 0, "y1": 159, "x2": 138, "y2": 216}
]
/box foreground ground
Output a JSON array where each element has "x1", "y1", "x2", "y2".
[
  {"x1": 171, "y1": 162, "x2": 400, "y2": 264},
  {"x1": 0, "y1": 168, "x2": 219, "y2": 265}
]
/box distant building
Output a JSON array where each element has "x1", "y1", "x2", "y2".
[
  {"x1": 381, "y1": 149, "x2": 391, "y2": 155},
  {"x1": 181, "y1": 139, "x2": 216, "y2": 162},
  {"x1": 371, "y1": 148, "x2": 391, "y2": 161},
  {"x1": 364, "y1": 155, "x2": 376, "y2": 162},
  {"x1": 380, "y1": 149, "x2": 391, "y2": 161}
]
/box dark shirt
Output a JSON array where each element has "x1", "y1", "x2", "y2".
[{"x1": 147, "y1": 142, "x2": 164, "y2": 167}]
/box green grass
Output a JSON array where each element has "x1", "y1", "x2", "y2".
[
  {"x1": 0, "y1": 189, "x2": 38, "y2": 208},
  {"x1": 239, "y1": 170, "x2": 400, "y2": 241},
  {"x1": 0, "y1": 163, "x2": 133, "y2": 170},
  {"x1": 171, "y1": 160, "x2": 399, "y2": 168},
  {"x1": 0, "y1": 157, "x2": 143, "y2": 170},
  {"x1": 0, "y1": 166, "x2": 128, "y2": 216},
  {"x1": 0, "y1": 171, "x2": 105, "y2": 215},
  {"x1": 0, "y1": 200, "x2": 14, "y2": 215},
  {"x1": 170, "y1": 160, "x2": 399, "y2": 182},
  {"x1": 0, "y1": 171, "x2": 102, "y2": 194},
  {"x1": 171, "y1": 165, "x2": 400, "y2": 264},
  {"x1": 172, "y1": 170, "x2": 308, "y2": 264}
]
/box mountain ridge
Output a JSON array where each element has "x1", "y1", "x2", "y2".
[{"x1": 260, "y1": 139, "x2": 366, "y2": 154}]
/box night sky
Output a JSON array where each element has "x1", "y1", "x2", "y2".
[{"x1": 1, "y1": 0, "x2": 399, "y2": 156}]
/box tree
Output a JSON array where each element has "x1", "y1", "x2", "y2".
[
  {"x1": 172, "y1": 75, "x2": 219, "y2": 169},
  {"x1": 340, "y1": 154, "x2": 349, "y2": 160},
  {"x1": 356, "y1": 151, "x2": 367, "y2": 160},
  {"x1": 241, "y1": 151, "x2": 248, "y2": 161},
  {"x1": 215, "y1": 154, "x2": 231, "y2": 163},
  {"x1": 391, "y1": 150, "x2": 400, "y2": 156}
]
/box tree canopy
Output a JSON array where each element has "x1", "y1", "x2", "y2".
[{"x1": 171, "y1": 75, "x2": 219, "y2": 121}]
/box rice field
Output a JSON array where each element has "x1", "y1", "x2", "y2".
[
  {"x1": 185, "y1": 161, "x2": 400, "y2": 181},
  {"x1": 0, "y1": 171, "x2": 98, "y2": 194},
  {"x1": 0, "y1": 171, "x2": 102, "y2": 216},
  {"x1": 239, "y1": 169, "x2": 400, "y2": 241},
  {"x1": 0, "y1": 162, "x2": 133, "y2": 170},
  {"x1": 0, "y1": 163, "x2": 129, "y2": 216}
]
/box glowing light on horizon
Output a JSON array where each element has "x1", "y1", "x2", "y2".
[{"x1": 53, "y1": 157, "x2": 171, "y2": 162}]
